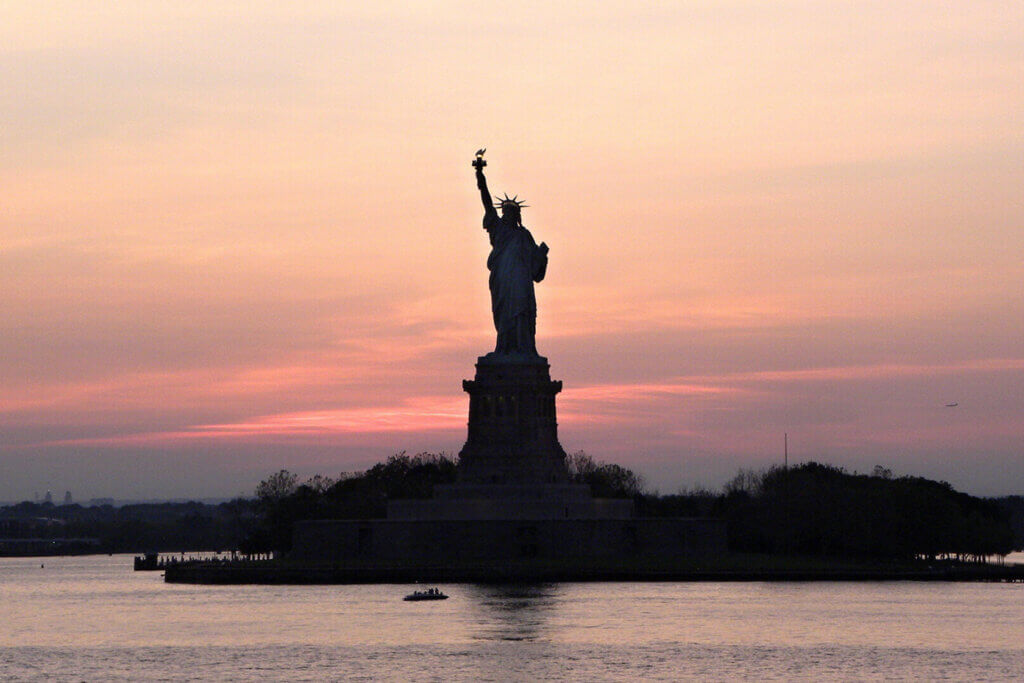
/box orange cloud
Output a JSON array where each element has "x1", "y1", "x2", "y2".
[{"x1": 694, "y1": 358, "x2": 1024, "y2": 386}]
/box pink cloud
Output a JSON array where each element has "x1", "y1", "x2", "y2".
[
  {"x1": 27, "y1": 357, "x2": 1021, "y2": 450},
  {"x1": 33, "y1": 395, "x2": 466, "y2": 448}
]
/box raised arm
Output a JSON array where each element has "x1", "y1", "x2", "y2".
[
  {"x1": 476, "y1": 166, "x2": 497, "y2": 221},
  {"x1": 473, "y1": 149, "x2": 498, "y2": 222}
]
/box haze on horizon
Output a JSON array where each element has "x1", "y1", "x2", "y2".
[{"x1": 2, "y1": 2, "x2": 1022, "y2": 501}]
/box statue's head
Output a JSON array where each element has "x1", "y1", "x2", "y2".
[{"x1": 494, "y1": 194, "x2": 527, "y2": 227}]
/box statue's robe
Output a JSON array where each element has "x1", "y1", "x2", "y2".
[{"x1": 484, "y1": 212, "x2": 548, "y2": 355}]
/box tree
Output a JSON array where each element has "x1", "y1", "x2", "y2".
[
  {"x1": 566, "y1": 451, "x2": 644, "y2": 498},
  {"x1": 256, "y1": 470, "x2": 298, "y2": 504},
  {"x1": 244, "y1": 454, "x2": 459, "y2": 553},
  {"x1": 717, "y1": 462, "x2": 1016, "y2": 560}
]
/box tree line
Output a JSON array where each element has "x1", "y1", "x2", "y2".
[
  {"x1": 637, "y1": 462, "x2": 1018, "y2": 561},
  {"x1": 249, "y1": 451, "x2": 642, "y2": 552},
  {"x1": 4, "y1": 453, "x2": 1018, "y2": 561},
  {"x1": 253, "y1": 454, "x2": 1020, "y2": 561},
  {"x1": 0, "y1": 499, "x2": 257, "y2": 554}
]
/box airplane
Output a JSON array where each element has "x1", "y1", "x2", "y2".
[{"x1": 945, "y1": 403, "x2": 958, "y2": 408}]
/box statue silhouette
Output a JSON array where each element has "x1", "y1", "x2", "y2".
[{"x1": 473, "y1": 151, "x2": 549, "y2": 356}]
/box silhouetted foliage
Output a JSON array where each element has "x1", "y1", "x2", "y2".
[
  {"x1": 566, "y1": 451, "x2": 644, "y2": 498},
  {"x1": 255, "y1": 470, "x2": 299, "y2": 502},
  {"x1": 0, "y1": 499, "x2": 258, "y2": 554},
  {"x1": 240, "y1": 453, "x2": 1020, "y2": 561},
  {"x1": 247, "y1": 451, "x2": 646, "y2": 552},
  {"x1": 992, "y1": 496, "x2": 1024, "y2": 550},
  {"x1": 705, "y1": 463, "x2": 1016, "y2": 560},
  {"x1": 249, "y1": 452, "x2": 458, "y2": 552},
  {"x1": 634, "y1": 486, "x2": 720, "y2": 518}
]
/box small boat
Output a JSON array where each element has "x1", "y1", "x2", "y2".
[{"x1": 404, "y1": 588, "x2": 448, "y2": 601}]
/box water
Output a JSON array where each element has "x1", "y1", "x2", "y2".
[{"x1": 2, "y1": 555, "x2": 1022, "y2": 680}]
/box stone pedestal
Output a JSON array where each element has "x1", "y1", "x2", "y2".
[
  {"x1": 386, "y1": 352, "x2": 635, "y2": 521},
  {"x1": 457, "y1": 354, "x2": 569, "y2": 486}
]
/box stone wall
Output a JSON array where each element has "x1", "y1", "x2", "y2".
[
  {"x1": 290, "y1": 517, "x2": 727, "y2": 564},
  {"x1": 387, "y1": 497, "x2": 636, "y2": 521}
]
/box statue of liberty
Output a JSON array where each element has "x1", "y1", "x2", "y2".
[{"x1": 473, "y1": 150, "x2": 549, "y2": 356}]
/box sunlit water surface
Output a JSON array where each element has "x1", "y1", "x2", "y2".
[{"x1": 2, "y1": 555, "x2": 1022, "y2": 680}]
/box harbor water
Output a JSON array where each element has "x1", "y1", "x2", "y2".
[{"x1": 1, "y1": 554, "x2": 1022, "y2": 680}]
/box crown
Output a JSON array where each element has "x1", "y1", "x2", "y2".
[{"x1": 493, "y1": 193, "x2": 529, "y2": 210}]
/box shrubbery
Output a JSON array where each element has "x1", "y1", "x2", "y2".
[{"x1": 660, "y1": 462, "x2": 1017, "y2": 560}]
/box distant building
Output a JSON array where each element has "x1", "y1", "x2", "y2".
[
  {"x1": 63, "y1": 491, "x2": 73, "y2": 505},
  {"x1": 44, "y1": 491, "x2": 53, "y2": 504}
]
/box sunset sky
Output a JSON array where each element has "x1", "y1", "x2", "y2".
[{"x1": 2, "y1": 2, "x2": 1022, "y2": 500}]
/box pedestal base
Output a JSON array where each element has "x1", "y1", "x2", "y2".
[
  {"x1": 458, "y1": 354, "x2": 569, "y2": 486},
  {"x1": 387, "y1": 482, "x2": 634, "y2": 520}
]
